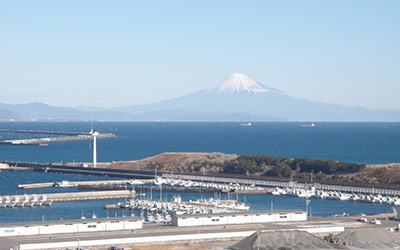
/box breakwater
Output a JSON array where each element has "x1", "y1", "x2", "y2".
[{"x1": 0, "y1": 133, "x2": 116, "y2": 145}]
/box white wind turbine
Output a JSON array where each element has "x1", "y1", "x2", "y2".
[{"x1": 92, "y1": 131, "x2": 99, "y2": 167}]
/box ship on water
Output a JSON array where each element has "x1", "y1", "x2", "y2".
[
  {"x1": 240, "y1": 122, "x2": 252, "y2": 127},
  {"x1": 299, "y1": 123, "x2": 315, "y2": 127}
]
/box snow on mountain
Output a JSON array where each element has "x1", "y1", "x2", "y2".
[
  {"x1": 209, "y1": 73, "x2": 287, "y2": 95},
  {"x1": 110, "y1": 73, "x2": 400, "y2": 121}
]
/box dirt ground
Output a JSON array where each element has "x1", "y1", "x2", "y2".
[{"x1": 94, "y1": 240, "x2": 237, "y2": 250}]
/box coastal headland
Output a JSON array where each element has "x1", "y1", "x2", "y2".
[
  {"x1": 2, "y1": 152, "x2": 400, "y2": 190},
  {"x1": 107, "y1": 152, "x2": 400, "y2": 190}
]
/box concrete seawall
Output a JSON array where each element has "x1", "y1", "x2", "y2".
[{"x1": 0, "y1": 190, "x2": 134, "y2": 204}]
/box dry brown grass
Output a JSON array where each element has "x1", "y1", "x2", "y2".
[
  {"x1": 106, "y1": 152, "x2": 400, "y2": 188},
  {"x1": 107, "y1": 152, "x2": 237, "y2": 173}
]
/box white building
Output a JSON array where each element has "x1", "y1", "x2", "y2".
[
  {"x1": 0, "y1": 217, "x2": 143, "y2": 237},
  {"x1": 171, "y1": 210, "x2": 307, "y2": 227}
]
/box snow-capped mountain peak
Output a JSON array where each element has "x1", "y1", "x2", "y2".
[{"x1": 214, "y1": 73, "x2": 269, "y2": 94}]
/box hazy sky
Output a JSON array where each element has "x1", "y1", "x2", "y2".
[{"x1": 1, "y1": 0, "x2": 399, "y2": 109}]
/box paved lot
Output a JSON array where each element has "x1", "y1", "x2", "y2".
[{"x1": 1, "y1": 215, "x2": 398, "y2": 250}]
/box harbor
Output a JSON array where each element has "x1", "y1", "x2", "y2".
[
  {"x1": 1, "y1": 123, "x2": 400, "y2": 250},
  {"x1": 6, "y1": 161, "x2": 400, "y2": 196}
]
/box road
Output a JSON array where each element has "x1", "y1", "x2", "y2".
[{"x1": 1, "y1": 215, "x2": 396, "y2": 250}]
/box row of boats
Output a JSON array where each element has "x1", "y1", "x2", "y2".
[
  {"x1": 271, "y1": 187, "x2": 400, "y2": 205},
  {"x1": 120, "y1": 197, "x2": 250, "y2": 214},
  {"x1": 154, "y1": 177, "x2": 264, "y2": 192},
  {"x1": 0, "y1": 195, "x2": 52, "y2": 208},
  {"x1": 117, "y1": 196, "x2": 251, "y2": 223}
]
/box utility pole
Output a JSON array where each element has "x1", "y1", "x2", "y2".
[{"x1": 311, "y1": 170, "x2": 314, "y2": 183}]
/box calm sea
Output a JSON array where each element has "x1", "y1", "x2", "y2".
[
  {"x1": 1, "y1": 122, "x2": 400, "y2": 164},
  {"x1": 0, "y1": 122, "x2": 399, "y2": 223}
]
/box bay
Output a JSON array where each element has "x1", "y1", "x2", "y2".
[{"x1": 0, "y1": 122, "x2": 399, "y2": 223}]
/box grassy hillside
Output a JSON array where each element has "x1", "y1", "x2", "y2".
[{"x1": 107, "y1": 152, "x2": 400, "y2": 189}]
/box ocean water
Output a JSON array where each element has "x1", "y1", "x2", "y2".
[
  {"x1": 1, "y1": 122, "x2": 400, "y2": 164},
  {"x1": 0, "y1": 122, "x2": 399, "y2": 223}
]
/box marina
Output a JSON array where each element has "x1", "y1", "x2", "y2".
[{"x1": 157, "y1": 176, "x2": 400, "y2": 206}]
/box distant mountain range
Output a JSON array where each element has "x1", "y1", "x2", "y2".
[{"x1": 2, "y1": 73, "x2": 400, "y2": 121}]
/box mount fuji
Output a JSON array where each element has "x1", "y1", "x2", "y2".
[
  {"x1": 113, "y1": 73, "x2": 400, "y2": 122},
  {"x1": 2, "y1": 73, "x2": 399, "y2": 121}
]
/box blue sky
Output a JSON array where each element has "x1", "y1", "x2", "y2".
[{"x1": 0, "y1": 0, "x2": 399, "y2": 109}]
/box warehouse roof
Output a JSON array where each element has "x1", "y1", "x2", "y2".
[
  {"x1": 0, "y1": 216, "x2": 142, "y2": 228},
  {"x1": 172, "y1": 209, "x2": 306, "y2": 219}
]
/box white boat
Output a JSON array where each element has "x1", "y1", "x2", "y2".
[
  {"x1": 271, "y1": 187, "x2": 287, "y2": 195},
  {"x1": 299, "y1": 123, "x2": 315, "y2": 127},
  {"x1": 1, "y1": 196, "x2": 11, "y2": 208},
  {"x1": 240, "y1": 122, "x2": 252, "y2": 127},
  {"x1": 55, "y1": 180, "x2": 74, "y2": 188}
]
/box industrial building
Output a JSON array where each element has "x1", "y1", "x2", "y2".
[
  {"x1": 171, "y1": 210, "x2": 307, "y2": 227},
  {"x1": 0, "y1": 216, "x2": 143, "y2": 237}
]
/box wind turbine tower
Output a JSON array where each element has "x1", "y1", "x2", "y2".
[{"x1": 92, "y1": 131, "x2": 99, "y2": 167}]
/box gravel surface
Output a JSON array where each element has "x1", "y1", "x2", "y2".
[
  {"x1": 229, "y1": 230, "x2": 338, "y2": 250},
  {"x1": 337, "y1": 228, "x2": 400, "y2": 249}
]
